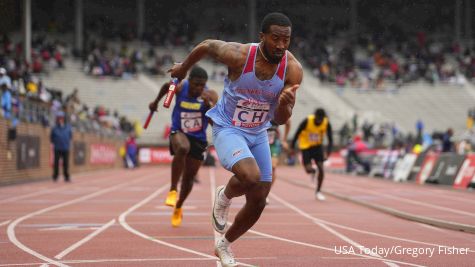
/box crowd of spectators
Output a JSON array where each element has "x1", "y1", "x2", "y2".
[
  {"x1": 0, "y1": 68, "x2": 135, "y2": 138},
  {"x1": 337, "y1": 115, "x2": 475, "y2": 159},
  {"x1": 85, "y1": 9, "x2": 196, "y2": 47},
  {"x1": 1, "y1": 33, "x2": 135, "y2": 136},
  {"x1": 82, "y1": 40, "x2": 175, "y2": 78},
  {"x1": 1, "y1": 34, "x2": 65, "y2": 77},
  {"x1": 298, "y1": 30, "x2": 475, "y2": 92}
]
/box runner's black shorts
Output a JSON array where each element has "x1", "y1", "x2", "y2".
[
  {"x1": 169, "y1": 131, "x2": 208, "y2": 161},
  {"x1": 301, "y1": 145, "x2": 324, "y2": 165}
]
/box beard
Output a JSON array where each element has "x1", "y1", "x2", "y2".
[{"x1": 262, "y1": 43, "x2": 284, "y2": 64}]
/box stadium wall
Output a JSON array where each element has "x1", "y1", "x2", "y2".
[{"x1": 0, "y1": 118, "x2": 123, "y2": 185}]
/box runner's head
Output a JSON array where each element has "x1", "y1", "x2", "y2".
[
  {"x1": 259, "y1": 12, "x2": 292, "y2": 64},
  {"x1": 188, "y1": 66, "x2": 208, "y2": 98},
  {"x1": 314, "y1": 108, "x2": 326, "y2": 124}
]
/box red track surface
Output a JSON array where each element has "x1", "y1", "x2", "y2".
[{"x1": 0, "y1": 166, "x2": 474, "y2": 266}]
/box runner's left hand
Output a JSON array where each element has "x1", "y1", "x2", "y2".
[{"x1": 278, "y1": 84, "x2": 299, "y2": 107}]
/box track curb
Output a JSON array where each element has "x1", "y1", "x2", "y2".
[{"x1": 280, "y1": 177, "x2": 475, "y2": 234}]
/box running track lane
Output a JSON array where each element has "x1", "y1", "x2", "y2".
[{"x1": 0, "y1": 166, "x2": 473, "y2": 266}]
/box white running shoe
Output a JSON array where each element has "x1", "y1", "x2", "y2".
[
  {"x1": 316, "y1": 192, "x2": 326, "y2": 201},
  {"x1": 215, "y1": 238, "x2": 237, "y2": 267},
  {"x1": 212, "y1": 185, "x2": 230, "y2": 233}
]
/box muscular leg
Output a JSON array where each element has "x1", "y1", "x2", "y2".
[
  {"x1": 175, "y1": 156, "x2": 202, "y2": 209},
  {"x1": 224, "y1": 158, "x2": 271, "y2": 243},
  {"x1": 223, "y1": 158, "x2": 258, "y2": 199},
  {"x1": 315, "y1": 161, "x2": 325, "y2": 192},
  {"x1": 304, "y1": 163, "x2": 316, "y2": 174},
  {"x1": 169, "y1": 132, "x2": 190, "y2": 191}
]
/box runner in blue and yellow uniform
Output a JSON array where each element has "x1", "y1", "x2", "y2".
[
  {"x1": 149, "y1": 66, "x2": 218, "y2": 227},
  {"x1": 292, "y1": 108, "x2": 333, "y2": 201}
]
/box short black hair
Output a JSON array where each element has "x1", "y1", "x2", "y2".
[
  {"x1": 315, "y1": 108, "x2": 326, "y2": 118},
  {"x1": 261, "y1": 12, "x2": 292, "y2": 34},
  {"x1": 189, "y1": 66, "x2": 208, "y2": 80}
]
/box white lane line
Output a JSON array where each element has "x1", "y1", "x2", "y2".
[
  {"x1": 415, "y1": 222, "x2": 447, "y2": 233},
  {"x1": 54, "y1": 219, "x2": 116, "y2": 259},
  {"x1": 0, "y1": 256, "x2": 275, "y2": 266},
  {"x1": 316, "y1": 222, "x2": 399, "y2": 267},
  {"x1": 0, "y1": 170, "x2": 120, "y2": 204},
  {"x1": 269, "y1": 193, "x2": 424, "y2": 267},
  {"x1": 0, "y1": 189, "x2": 61, "y2": 204},
  {"x1": 285, "y1": 177, "x2": 475, "y2": 252},
  {"x1": 119, "y1": 174, "x2": 255, "y2": 267},
  {"x1": 270, "y1": 193, "x2": 400, "y2": 267},
  {"x1": 332, "y1": 174, "x2": 475, "y2": 203},
  {"x1": 7, "y1": 174, "x2": 155, "y2": 267},
  {"x1": 210, "y1": 168, "x2": 411, "y2": 266},
  {"x1": 247, "y1": 228, "x2": 425, "y2": 267},
  {"x1": 0, "y1": 220, "x2": 11, "y2": 226},
  {"x1": 328, "y1": 180, "x2": 475, "y2": 216},
  {"x1": 118, "y1": 184, "x2": 214, "y2": 258}
]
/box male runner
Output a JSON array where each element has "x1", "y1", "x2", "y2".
[
  {"x1": 169, "y1": 12, "x2": 302, "y2": 266},
  {"x1": 291, "y1": 108, "x2": 333, "y2": 200},
  {"x1": 149, "y1": 66, "x2": 218, "y2": 227}
]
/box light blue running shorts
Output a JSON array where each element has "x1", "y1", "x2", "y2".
[{"x1": 212, "y1": 125, "x2": 272, "y2": 182}]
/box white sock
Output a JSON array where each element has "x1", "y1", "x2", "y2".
[{"x1": 219, "y1": 187, "x2": 231, "y2": 204}]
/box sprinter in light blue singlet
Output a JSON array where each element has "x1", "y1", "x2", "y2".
[
  {"x1": 168, "y1": 13, "x2": 303, "y2": 267},
  {"x1": 206, "y1": 43, "x2": 288, "y2": 176}
]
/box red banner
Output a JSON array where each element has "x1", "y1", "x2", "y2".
[
  {"x1": 453, "y1": 154, "x2": 475, "y2": 189},
  {"x1": 139, "y1": 147, "x2": 219, "y2": 165},
  {"x1": 90, "y1": 144, "x2": 117, "y2": 164},
  {"x1": 416, "y1": 152, "x2": 439, "y2": 184},
  {"x1": 324, "y1": 151, "x2": 345, "y2": 169},
  {"x1": 139, "y1": 147, "x2": 172, "y2": 164}
]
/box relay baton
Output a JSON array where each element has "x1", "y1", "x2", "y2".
[
  {"x1": 163, "y1": 78, "x2": 179, "y2": 108},
  {"x1": 143, "y1": 110, "x2": 154, "y2": 129},
  {"x1": 143, "y1": 78, "x2": 179, "y2": 129}
]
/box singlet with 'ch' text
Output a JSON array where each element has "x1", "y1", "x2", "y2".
[{"x1": 205, "y1": 43, "x2": 288, "y2": 134}]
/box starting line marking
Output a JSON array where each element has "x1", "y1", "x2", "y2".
[
  {"x1": 54, "y1": 219, "x2": 116, "y2": 259},
  {"x1": 7, "y1": 173, "x2": 159, "y2": 267}
]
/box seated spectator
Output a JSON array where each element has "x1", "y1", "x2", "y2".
[
  {"x1": 346, "y1": 135, "x2": 371, "y2": 174},
  {"x1": 54, "y1": 49, "x2": 64, "y2": 68},
  {"x1": 32, "y1": 56, "x2": 43, "y2": 73}
]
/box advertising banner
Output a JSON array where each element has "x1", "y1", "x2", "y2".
[
  {"x1": 426, "y1": 153, "x2": 465, "y2": 185},
  {"x1": 90, "y1": 144, "x2": 117, "y2": 164},
  {"x1": 416, "y1": 152, "x2": 439, "y2": 184},
  {"x1": 16, "y1": 135, "x2": 40, "y2": 170},
  {"x1": 453, "y1": 154, "x2": 475, "y2": 189},
  {"x1": 393, "y1": 153, "x2": 418, "y2": 182},
  {"x1": 73, "y1": 141, "x2": 86, "y2": 165}
]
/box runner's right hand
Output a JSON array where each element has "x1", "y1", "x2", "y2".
[
  {"x1": 149, "y1": 101, "x2": 158, "y2": 112},
  {"x1": 168, "y1": 63, "x2": 187, "y2": 81},
  {"x1": 282, "y1": 140, "x2": 290, "y2": 152}
]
